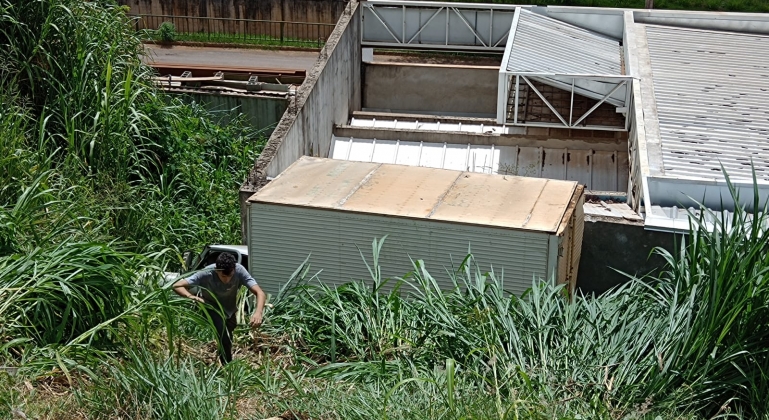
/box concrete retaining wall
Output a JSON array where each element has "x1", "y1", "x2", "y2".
[
  {"x1": 239, "y1": 1, "x2": 361, "y2": 242},
  {"x1": 176, "y1": 92, "x2": 287, "y2": 135},
  {"x1": 119, "y1": 0, "x2": 343, "y2": 24},
  {"x1": 363, "y1": 63, "x2": 498, "y2": 118}
]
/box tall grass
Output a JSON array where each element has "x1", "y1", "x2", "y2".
[
  {"x1": 266, "y1": 175, "x2": 769, "y2": 417},
  {"x1": 0, "y1": 0, "x2": 263, "y2": 252},
  {"x1": 1, "y1": 0, "x2": 768, "y2": 418},
  {"x1": 79, "y1": 347, "x2": 244, "y2": 419},
  {"x1": 0, "y1": 0, "x2": 264, "y2": 379}
]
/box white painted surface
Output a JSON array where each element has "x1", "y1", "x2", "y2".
[
  {"x1": 350, "y1": 116, "x2": 507, "y2": 134},
  {"x1": 331, "y1": 136, "x2": 628, "y2": 191}
]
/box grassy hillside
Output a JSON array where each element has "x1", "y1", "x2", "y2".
[{"x1": 1, "y1": 1, "x2": 768, "y2": 419}]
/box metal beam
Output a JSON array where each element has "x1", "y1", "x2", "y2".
[
  {"x1": 451, "y1": 7, "x2": 488, "y2": 47},
  {"x1": 366, "y1": 5, "x2": 402, "y2": 43},
  {"x1": 362, "y1": 1, "x2": 522, "y2": 52},
  {"x1": 502, "y1": 74, "x2": 630, "y2": 131},
  {"x1": 522, "y1": 76, "x2": 569, "y2": 127},
  {"x1": 497, "y1": 7, "x2": 520, "y2": 124},
  {"x1": 514, "y1": 75, "x2": 520, "y2": 124},
  {"x1": 571, "y1": 80, "x2": 626, "y2": 126},
  {"x1": 406, "y1": 7, "x2": 444, "y2": 44}
]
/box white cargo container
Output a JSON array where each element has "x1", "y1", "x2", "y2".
[{"x1": 247, "y1": 156, "x2": 584, "y2": 296}]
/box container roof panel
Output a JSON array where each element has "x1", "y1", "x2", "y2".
[
  {"x1": 340, "y1": 164, "x2": 461, "y2": 218},
  {"x1": 430, "y1": 174, "x2": 557, "y2": 230},
  {"x1": 252, "y1": 158, "x2": 379, "y2": 208},
  {"x1": 644, "y1": 25, "x2": 769, "y2": 182},
  {"x1": 527, "y1": 180, "x2": 581, "y2": 232},
  {"x1": 506, "y1": 9, "x2": 623, "y2": 76},
  {"x1": 249, "y1": 157, "x2": 580, "y2": 234}
]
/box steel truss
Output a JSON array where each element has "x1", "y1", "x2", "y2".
[
  {"x1": 361, "y1": 0, "x2": 521, "y2": 52},
  {"x1": 499, "y1": 74, "x2": 632, "y2": 132}
]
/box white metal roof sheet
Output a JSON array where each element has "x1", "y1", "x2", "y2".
[
  {"x1": 644, "y1": 25, "x2": 769, "y2": 182},
  {"x1": 505, "y1": 8, "x2": 623, "y2": 75},
  {"x1": 330, "y1": 136, "x2": 629, "y2": 192},
  {"x1": 250, "y1": 156, "x2": 580, "y2": 233}
]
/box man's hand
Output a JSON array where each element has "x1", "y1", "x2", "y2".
[
  {"x1": 189, "y1": 295, "x2": 205, "y2": 304},
  {"x1": 249, "y1": 312, "x2": 263, "y2": 328},
  {"x1": 248, "y1": 284, "x2": 266, "y2": 329}
]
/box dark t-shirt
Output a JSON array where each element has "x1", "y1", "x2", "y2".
[{"x1": 186, "y1": 263, "x2": 257, "y2": 318}]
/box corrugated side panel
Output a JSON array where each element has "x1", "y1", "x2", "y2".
[{"x1": 250, "y1": 203, "x2": 550, "y2": 297}]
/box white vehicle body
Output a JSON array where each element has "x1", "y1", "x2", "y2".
[{"x1": 164, "y1": 244, "x2": 249, "y2": 284}]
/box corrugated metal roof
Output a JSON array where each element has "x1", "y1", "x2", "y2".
[
  {"x1": 644, "y1": 25, "x2": 769, "y2": 182},
  {"x1": 249, "y1": 156, "x2": 580, "y2": 233},
  {"x1": 505, "y1": 9, "x2": 623, "y2": 75}
]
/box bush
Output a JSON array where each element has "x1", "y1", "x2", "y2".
[{"x1": 157, "y1": 21, "x2": 175, "y2": 43}]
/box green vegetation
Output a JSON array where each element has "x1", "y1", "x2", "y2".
[
  {"x1": 157, "y1": 21, "x2": 176, "y2": 43},
  {"x1": 141, "y1": 29, "x2": 327, "y2": 49},
  {"x1": 0, "y1": 0, "x2": 263, "y2": 413},
  {"x1": 135, "y1": 16, "x2": 331, "y2": 49},
  {"x1": 2, "y1": 0, "x2": 769, "y2": 419}
]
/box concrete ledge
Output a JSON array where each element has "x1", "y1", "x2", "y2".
[
  {"x1": 352, "y1": 110, "x2": 498, "y2": 125},
  {"x1": 334, "y1": 125, "x2": 628, "y2": 151}
]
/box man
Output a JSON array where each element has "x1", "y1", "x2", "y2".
[{"x1": 172, "y1": 253, "x2": 266, "y2": 365}]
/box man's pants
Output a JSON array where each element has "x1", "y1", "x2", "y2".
[{"x1": 205, "y1": 308, "x2": 237, "y2": 365}]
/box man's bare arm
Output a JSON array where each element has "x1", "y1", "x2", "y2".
[
  {"x1": 172, "y1": 279, "x2": 205, "y2": 303},
  {"x1": 248, "y1": 284, "x2": 266, "y2": 327}
]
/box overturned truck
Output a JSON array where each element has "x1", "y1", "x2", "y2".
[{"x1": 245, "y1": 156, "x2": 584, "y2": 296}]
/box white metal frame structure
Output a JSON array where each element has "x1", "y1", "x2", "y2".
[
  {"x1": 499, "y1": 75, "x2": 631, "y2": 131},
  {"x1": 497, "y1": 8, "x2": 631, "y2": 132},
  {"x1": 361, "y1": 0, "x2": 523, "y2": 52}
]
